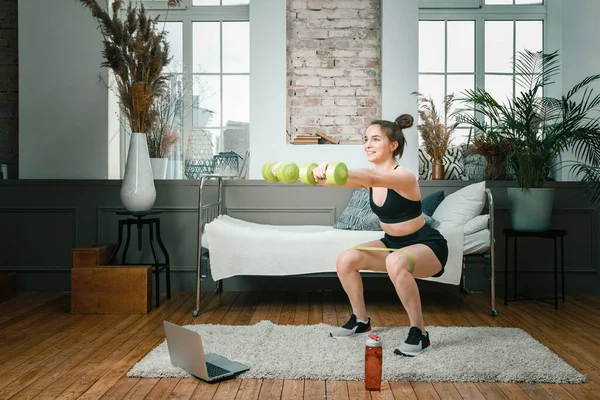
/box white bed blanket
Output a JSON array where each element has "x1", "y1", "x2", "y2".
[{"x1": 204, "y1": 215, "x2": 465, "y2": 285}]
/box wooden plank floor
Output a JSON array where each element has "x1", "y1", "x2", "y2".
[{"x1": 0, "y1": 290, "x2": 599, "y2": 399}]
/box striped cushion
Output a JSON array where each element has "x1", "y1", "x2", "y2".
[
  {"x1": 334, "y1": 188, "x2": 383, "y2": 231},
  {"x1": 418, "y1": 146, "x2": 468, "y2": 180},
  {"x1": 418, "y1": 149, "x2": 432, "y2": 180}
]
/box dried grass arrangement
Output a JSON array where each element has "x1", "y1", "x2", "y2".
[
  {"x1": 145, "y1": 78, "x2": 191, "y2": 158},
  {"x1": 412, "y1": 91, "x2": 459, "y2": 162},
  {"x1": 148, "y1": 127, "x2": 180, "y2": 159},
  {"x1": 467, "y1": 136, "x2": 513, "y2": 158},
  {"x1": 467, "y1": 133, "x2": 514, "y2": 180},
  {"x1": 77, "y1": 0, "x2": 181, "y2": 134}
]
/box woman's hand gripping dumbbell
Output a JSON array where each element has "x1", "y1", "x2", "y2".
[
  {"x1": 261, "y1": 161, "x2": 348, "y2": 186},
  {"x1": 311, "y1": 161, "x2": 349, "y2": 186}
]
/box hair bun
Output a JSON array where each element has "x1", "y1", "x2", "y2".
[{"x1": 395, "y1": 114, "x2": 414, "y2": 129}]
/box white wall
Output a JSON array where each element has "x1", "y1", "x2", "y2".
[
  {"x1": 561, "y1": 0, "x2": 600, "y2": 105},
  {"x1": 18, "y1": 0, "x2": 110, "y2": 179},
  {"x1": 107, "y1": 72, "x2": 121, "y2": 179},
  {"x1": 557, "y1": 0, "x2": 600, "y2": 181},
  {"x1": 381, "y1": 0, "x2": 419, "y2": 175},
  {"x1": 248, "y1": 0, "x2": 419, "y2": 180}
]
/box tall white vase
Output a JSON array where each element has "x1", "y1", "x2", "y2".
[{"x1": 121, "y1": 132, "x2": 156, "y2": 212}]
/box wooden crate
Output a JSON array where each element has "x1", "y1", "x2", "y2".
[
  {"x1": 71, "y1": 265, "x2": 152, "y2": 314},
  {"x1": 0, "y1": 272, "x2": 17, "y2": 303},
  {"x1": 72, "y1": 244, "x2": 117, "y2": 268}
]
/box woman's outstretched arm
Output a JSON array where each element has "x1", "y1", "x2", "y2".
[
  {"x1": 348, "y1": 167, "x2": 416, "y2": 191},
  {"x1": 314, "y1": 162, "x2": 416, "y2": 191}
]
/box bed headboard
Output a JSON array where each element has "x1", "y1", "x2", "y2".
[{"x1": 195, "y1": 175, "x2": 224, "y2": 306}]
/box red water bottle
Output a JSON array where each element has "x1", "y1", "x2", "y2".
[{"x1": 365, "y1": 334, "x2": 383, "y2": 391}]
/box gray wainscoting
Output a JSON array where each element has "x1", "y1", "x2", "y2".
[{"x1": 0, "y1": 179, "x2": 598, "y2": 295}]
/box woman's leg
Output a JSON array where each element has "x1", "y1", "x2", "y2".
[
  {"x1": 336, "y1": 239, "x2": 388, "y2": 321},
  {"x1": 385, "y1": 244, "x2": 442, "y2": 332}
]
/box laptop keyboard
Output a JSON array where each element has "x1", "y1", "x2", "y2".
[{"x1": 206, "y1": 362, "x2": 231, "y2": 378}]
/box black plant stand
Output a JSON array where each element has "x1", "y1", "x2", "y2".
[
  {"x1": 503, "y1": 228, "x2": 566, "y2": 310},
  {"x1": 110, "y1": 211, "x2": 171, "y2": 308}
]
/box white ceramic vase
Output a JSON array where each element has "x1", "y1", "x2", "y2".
[
  {"x1": 150, "y1": 157, "x2": 168, "y2": 179},
  {"x1": 121, "y1": 132, "x2": 156, "y2": 212}
]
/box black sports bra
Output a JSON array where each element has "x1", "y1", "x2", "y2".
[{"x1": 369, "y1": 166, "x2": 422, "y2": 224}]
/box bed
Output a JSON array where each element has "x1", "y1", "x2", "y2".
[{"x1": 193, "y1": 176, "x2": 498, "y2": 318}]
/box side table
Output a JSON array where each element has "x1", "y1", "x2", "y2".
[
  {"x1": 110, "y1": 211, "x2": 171, "y2": 307},
  {"x1": 503, "y1": 228, "x2": 566, "y2": 310}
]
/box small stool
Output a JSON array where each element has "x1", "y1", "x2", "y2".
[
  {"x1": 110, "y1": 211, "x2": 171, "y2": 307},
  {"x1": 503, "y1": 228, "x2": 566, "y2": 309}
]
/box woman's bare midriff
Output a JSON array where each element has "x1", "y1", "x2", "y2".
[
  {"x1": 379, "y1": 214, "x2": 426, "y2": 237},
  {"x1": 371, "y1": 184, "x2": 425, "y2": 237}
]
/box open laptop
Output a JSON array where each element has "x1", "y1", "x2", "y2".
[{"x1": 163, "y1": 321, "x2": 250, "y2": 382}]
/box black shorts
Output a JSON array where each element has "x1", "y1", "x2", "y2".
[{"x1": 380, "y1": 223, "x2": 448, "y2": 278}]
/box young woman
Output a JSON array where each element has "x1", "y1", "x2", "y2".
[{"x1": 312, "y1": 114, "x2": 448, "y2": 357}]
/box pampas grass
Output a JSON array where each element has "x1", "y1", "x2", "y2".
[
  {"x1": 412, "y1": 91, "x2": 459, "y2": 161},
  {"x1": 77, "y1": 0, "x2": 182, "y2": 134}
]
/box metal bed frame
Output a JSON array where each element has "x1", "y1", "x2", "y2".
[{"x1": 192, "y1": 178, "x2": 498, "y2": 318}]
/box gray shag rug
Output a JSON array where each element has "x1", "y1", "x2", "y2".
[{"x1": 127, "y1": 320, "x2": 586, "y2": 383}]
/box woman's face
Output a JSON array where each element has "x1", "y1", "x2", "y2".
[{"x1": 363, "y1": 124, "x2": 397, "y2": 163}]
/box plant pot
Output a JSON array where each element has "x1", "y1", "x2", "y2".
[
  {"x1": 507, "y1": 187, "x2": 555, "y2": 232},
  {"x1": 432, "y1": 159, "x2": 444, "y2": 180},
  {"x1": 484, "y1": 155, "x2": 507, "y2": 180},
  {"x1": 121, "y1": 133, "x2": 156, "y2": 212},
  {"x1": 150, "y1": 157, "x2": 168, "y2": 179}
]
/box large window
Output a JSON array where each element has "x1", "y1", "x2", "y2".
[
  {"x1": 418, "y1": 0, "x2": 545, "y2": 144},
  {"x1": 127, "y1": 0, "x2": 250, "y2": 179}
]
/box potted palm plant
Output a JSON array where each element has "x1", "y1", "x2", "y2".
[{"x1": 457, "y1": 50, "x2": 600, "y2": 231}]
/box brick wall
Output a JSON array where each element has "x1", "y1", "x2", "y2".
[
  {"x1": 0, "y1": 0, "x2": 17, "y2": 165},
  {"x1": 287, "y1": 0, "x2": 381, "y2": 144}
]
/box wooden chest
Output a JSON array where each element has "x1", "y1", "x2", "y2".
[
  {"x1": 71, "y1": 244, "x2": 117, "y2": 268},
  {"x1": 0, "y1": 272, "x2": 17, "y2": 303},
  {"x1": 71, "y1": 265, "x2": 152, "y2": 314}
]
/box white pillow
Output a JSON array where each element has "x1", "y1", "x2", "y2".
[
  {"x1": 432, "y1": 181, "x2": 486, "y2": 228},
  {"x1": 464, "y1": 214, "x2": 489, "y2": 235}
]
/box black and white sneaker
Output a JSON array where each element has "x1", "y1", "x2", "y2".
[
  {"x1": 394, "y1": 326, "x2": 431, "y2": 356},
  {"x1": 329, "y1": 314, "x2": 372, "y2": 338}
]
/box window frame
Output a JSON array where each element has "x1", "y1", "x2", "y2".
[
  {"x1": 419, "y1": 0, "x2": 482, "y2": 9},
  {"x1": 129, "y1": 0, "x2": 188, "y2": 10},
  {"x1": 121, "y1": 2, "x2": 250, "y2": 178},
  {"x1": 418, "y1": 3, "x2": 547, "y2": 144}
]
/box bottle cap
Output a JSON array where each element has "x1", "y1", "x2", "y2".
[{"x1": 366, "y1": 334, "x2": 382, "y2": 347}]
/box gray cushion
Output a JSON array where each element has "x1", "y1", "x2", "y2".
[
  {"x1": 424, "y1": 214, "x2": 439, "y2": 228},
  {"x1": 461, "y1": 144, "x2": 486, "y2": 181},
  {"x1": 422, "y1": 190, "x2": 445, "y2": 216},
  {"x1": 334, "y1": 188, "x2": 383, "y2": 231}
]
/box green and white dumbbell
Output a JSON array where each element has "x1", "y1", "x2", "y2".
[
  {"x1": 261, "y1": 162, "x2": 300, "y2": 184},
  {"x1": 262, "y1": 161, "x2": 348, "y2": 186}
]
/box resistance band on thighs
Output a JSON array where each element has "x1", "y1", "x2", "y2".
[{"x1": 353, "y1": 246, "x2": 416, "y2": 274}]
